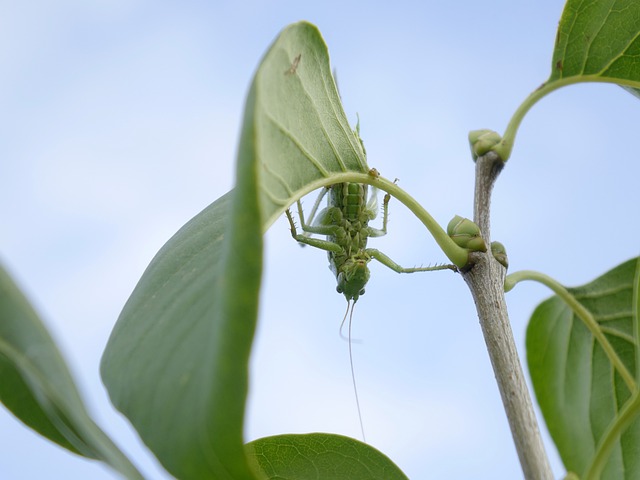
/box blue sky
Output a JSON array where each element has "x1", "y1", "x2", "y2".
[{"x1": 1, "y1": 1, "x2": 639, "y2": 479}]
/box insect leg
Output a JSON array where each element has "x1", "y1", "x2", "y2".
[
  {"x1": 304, "y1": 186, "x2": 330, "y2": 226},
  {"x1": 364, "y1": 248, "x2": 458, "y2": 273},
  {"x1": 285, "y1": 209, "x2": 344, "y2": 253},
  {"x1": 367, "y1": 190, "x2": 390, "y2": 238},
  {"x1": 295, "y1": 188, "x2": 337, "y2": 242}
]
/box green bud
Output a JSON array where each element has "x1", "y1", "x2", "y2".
[
  {"x1": 468, "y1": 129, "x2": 492, "y2": 145},
  {"x1": 468, "y1": 129, "x2": 502, "y2": 161},
  {"x1": 447, "y1": 215, "x2": 474, "y2": 236},
  {"x1": 491, "y1": 241, "x2": 508, "y2": 269},
  {"x1": 447, "y1": 215, "x2": 487, "y2": 253}
]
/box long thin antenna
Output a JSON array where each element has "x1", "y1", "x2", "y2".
[
  {"x1": 347, "y1": 300, "x2": 366, "y2": 443},
  {"x1": 339, "y1": 301, "x2": 350, "y2": 338},
  {"x1": 340, "y1": 302, "x2": 362, "y2": 343}
]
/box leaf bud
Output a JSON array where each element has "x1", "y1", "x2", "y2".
[
  {"x1": 490, "y1": 241, "x2": 508, "y2": 269},
  {"x1": 468, "y1": 129, "x2": 502, "y2": 160},
  {"x1": 447, "y1": 215, "x2": 487, "y2": 252}
]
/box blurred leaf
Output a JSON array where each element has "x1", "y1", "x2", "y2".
[
  {"x1": 101, "y1": 22, "x2": 369, "y2": 480},
  {"x1": 527, "y1": 258, "x2": 640, "y2": 479},
  {"x1": 0, "y1": 263, "x2": 142, "y2": 479},
  {"x1": 101, "y1": 190, "x2": 260, "y2": 480},
  {"x1": 246, "y1": 433, "x2": 408, "y2": 480},
  {"x1": 550, "y1": 0, "x2": 640, "y2": 93}
]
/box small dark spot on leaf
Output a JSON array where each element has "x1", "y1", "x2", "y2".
[
  {"x1": 285, "y1": 54, "x2": 302, "y2": 75},
  {"x1": 556, "y1": 59, "x2": 563, "y2": 71}
]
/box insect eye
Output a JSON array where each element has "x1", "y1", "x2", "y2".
[{"x1": 336, "y1": 285, "x2": 343, "y2": 294}]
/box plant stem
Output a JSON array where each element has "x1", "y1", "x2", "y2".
[{"x1": 462, "y1": 152, "x2": 553, "y2": 479}]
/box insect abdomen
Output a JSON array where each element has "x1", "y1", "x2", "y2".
[{"x1": 331, "y1": 182, "x2": 368, "y2": 224}]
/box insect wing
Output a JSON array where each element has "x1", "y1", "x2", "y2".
[{"x1": 365, "y1": 186, "x2": 379, "y2": 220}]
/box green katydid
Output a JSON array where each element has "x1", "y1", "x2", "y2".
[
  {"x1": 285, "y1": 174, "x2": 457, "y2": 303},
  {"x1": 285, "y1": 173, "x2": 457, "y2": 441}
]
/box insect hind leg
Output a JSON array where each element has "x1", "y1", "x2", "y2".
[{"x1": 365, "y1": 248, "x2": 458, "y2": 273}]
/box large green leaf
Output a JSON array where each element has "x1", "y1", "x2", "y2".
[
  {"x1": 527, "y1": 258, "x2": 640, "y2": 479},
  {"x1": 550, "y1": 0, "x2": 640, "y2": 94},
  {"x1": 101, "y1": 22, "x2": 370, "y2": 480},
  {"x1": 246, "y1": 433, "x2": 408, "y2": 480},
  {"x1": 251, "y1": 23, "x2": 368, "y2": 225},
  {"x1": 497, "y1": 0, "x2": 640, "y2": 160},
  {"x1": 0, "y1": 263, "x2": 142, "y2": 479}
]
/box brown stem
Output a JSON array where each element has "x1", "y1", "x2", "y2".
[{"x1": 462, "y1": 152, "x2": 553, "y2": 480}]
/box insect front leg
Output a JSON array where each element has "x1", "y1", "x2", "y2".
[
  {"x1": 364, "y1": 248, "x2": 458, "y2": 273},
  {"x1": 366, "y1": 190, "x2": 390, "y2": 238}
]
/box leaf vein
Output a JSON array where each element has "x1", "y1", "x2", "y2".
[
  {"x1": 287, "y1": 48, "x2": 356, "y2": 174},
  {"x1": 311, "y1": 48, "x2": 364, "y2": 172},
  {"x1": 261, "y1": 161, "x2": 295, "y2": 199},
  {"x1": 596, "y1": 311, "x2": 633, "y2": 323},
  {"x1": 588, "y1": 333, "x2": 599, "y2": 450},
  {"x1": 580, "y1": 0, "x2": 617, "y2": 74},
  {"x1": 600, "y1": 326, "x2": 635, "y2": 345},
  {"x1": 262, "y1": 109, "x2": 331, "y2": 177},
  {"x1": 598, "y1": 30, "x2": 640, "y2": 76},
  {"x1": 574, "y1": 284, "x2": 633, "y2": 300}
]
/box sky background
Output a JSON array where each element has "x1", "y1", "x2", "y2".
[{"x1": 1, "y1": 1, "x2": 639, "y2": 479}]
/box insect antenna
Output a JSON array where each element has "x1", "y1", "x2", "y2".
[
  {"x1": 346, "y1": 299, "x2": 366, "y2": 443},
  {"x1": 339, "y1": 305, "x2": 362, "y2": 344}
]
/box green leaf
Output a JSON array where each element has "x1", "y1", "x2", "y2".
[
  {"x1": 550, "y1": 0, "x2": 640, "y2": 93},
  {"x1": 101, "y1": 22, "x2": 369, "y2": 480},
  {"x1": 499, "y1": 1, "x2": 640, "y2": 160},
  {"x1": 527, "y1": 258, "x2": 640, "y2": 479},
  {"x1": 251, "y1": 23, "x2": 368, "y2": 226},
  {"x1": 246, "y1": 433, "x2": 409, "y2": 480},
  {"x1": 0, "y1": 263, "x2": 142, "y2": 479},
  {"x1": 101, "y1": 191, "x2": 261, "y2": 480}
]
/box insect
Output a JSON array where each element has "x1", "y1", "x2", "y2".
[
  {"x1": 285, "y1": 176, "x2": 455, "y2": 441},
  {"x1": 285, "y1": 178, "x2": 454, "y2": 303}
]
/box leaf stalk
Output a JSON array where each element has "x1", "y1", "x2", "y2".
[
  {"x1": 505, "y1": 270, "x2": 637, "y2": 393},
  {"x1": 283, "y1": 172, "x2": 470, "y2": 268},
  {"x1": 499, "y1": 75, "x2": 640, "y2": 161}
]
